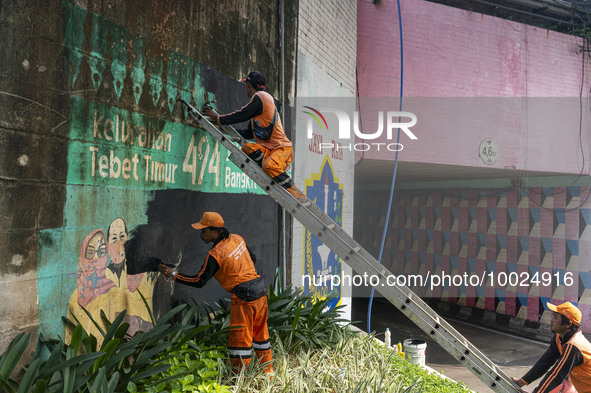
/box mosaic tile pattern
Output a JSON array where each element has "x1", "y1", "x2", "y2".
[{"x1": 355, "y1": 187, "x2": 591, "y2": 333}]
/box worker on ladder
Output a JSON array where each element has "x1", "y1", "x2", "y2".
[{"x1": 202, "y1": 71, "x2": 304, "y2": 200}]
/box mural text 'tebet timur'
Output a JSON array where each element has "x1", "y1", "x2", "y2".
[{"x1": 62, "y1": 1, "x2": 263, "y2": 194}]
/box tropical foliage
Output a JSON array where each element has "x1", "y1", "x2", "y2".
[{"x1": 0, "y1": 283, "x2": 471, "y2": 393}]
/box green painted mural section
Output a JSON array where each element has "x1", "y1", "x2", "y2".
[
  {"x1": 131, "y1": 35, "x2": 146, "y2": 106},
  {"x1": 67, "y1": 96, "x2": 264, "y2": 193},
  {"x1": 37, "y1": 185, "x2": 153, "y2": 338},
  {"x1": 38, "y1": 2, "x2": 269, "y2": 339},
  {"x1": 149, "y1": 55, "x2": 164, "y2": 107},
  {"x1": 88, "y1": 12, "x2": 108, "y2": 93},
  {"x1": 62, "y1": 1, "x2": 220, "y2": 112},
  {"x1": 109, "y1": 23, "x2": 129, "y2": 99},
  {"x1": 62, "y1": 2, "x2": 85, "y2": 87}
]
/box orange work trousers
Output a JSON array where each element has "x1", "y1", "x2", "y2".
[
  {"x1": 241, "y1": 143, "x2": 293, "y2": 189},
  {"x1": 227, "y1": 294, "x2": 273, "y2": 374}
]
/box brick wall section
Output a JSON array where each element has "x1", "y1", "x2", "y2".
[{"x1": 298, "y1": 0, "x2": 357, "y2": 93}]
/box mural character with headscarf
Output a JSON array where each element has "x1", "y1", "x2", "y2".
[{"x1": 65, "y1": 229, "x2": 115, "y2": 342}]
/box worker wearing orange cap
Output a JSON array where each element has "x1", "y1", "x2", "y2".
[
  {"x1": 202, "y1": 71, "x2": 304, "y2": 200},
  {"x1": 157, "y1": 212, "x2": 272, "y2": 374},
  {"x1": 511, "y1": 302, "x2": 591, "y2": 393}
]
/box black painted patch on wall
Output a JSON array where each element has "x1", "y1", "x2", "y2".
[{"x1": 126, "y1": 189, "x2": 280, "y2": 318}]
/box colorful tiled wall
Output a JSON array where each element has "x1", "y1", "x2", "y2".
[{"x1": 355, "y1": 186, "x2": 591, "y2": 333}]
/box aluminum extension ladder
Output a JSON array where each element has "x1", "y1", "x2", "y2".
[{"x1": 180, "y1": 100, "x2": 520, "y2": 393}]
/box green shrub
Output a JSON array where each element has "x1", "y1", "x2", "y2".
[
  {"x1": 222, "y1": 328, "x2": 472, "y2": 393},
  {"x1": 1, "y1": 281, "x2": 472, "y2": 393},
  {"x1": 267, "y1": 284, "x2": 350, "y2": 352},
  {"x1": 0, "y1": 298, "x2": 232, "y2": 393}
]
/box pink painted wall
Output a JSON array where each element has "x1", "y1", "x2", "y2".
[{"x1": 357, "y1": 0, "x2": 591, "y2": 174}]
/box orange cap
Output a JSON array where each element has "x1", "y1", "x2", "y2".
[
  {"x1": 191, "y1": 212, "x2": 224, "y2": 230},
  {"x1": 547, "y1": 301, "x2": 581, "y2": 326}
]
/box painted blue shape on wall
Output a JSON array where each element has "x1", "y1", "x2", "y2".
[
  {"x1": 519, "y1": 236, "x2": 529, "y2": 251},
  {"x1": 541, "y1": 238, "x2": 553, "y2": 253},
  {"x1": 579, "y1": 271, "x2": 591, "y2": 289},
  {"x1": 529, "y1": 208, "x2": 541, "y2": 223},
  {"x1": 497, "y1": 235, "x2": 507, "y2": 249},
  {"x1": 486, "y1": 260, "x2": 496, "y2": 273},
  {"x1": 566, "y1": 240, "x2": 579, "y2": 256}
]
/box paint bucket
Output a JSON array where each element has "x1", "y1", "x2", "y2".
[{"x1": 403, "y1": 339, "x2": 427, "y2": 366}]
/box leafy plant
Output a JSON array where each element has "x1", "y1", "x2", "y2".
[
  {"x1": 0, "y1": 305, "x2": 196, "y2": 392},
  {"x1": 128, "y1": 297, "x2": 233, "y2": 392},
  {"x1": 134, "y1": 344, "x2": 227, "y2": 393},
  {"x1": 267, "y1": 283, "x2": 350, "y2": 352},
  {"x1": 222, "y1": 328, "x2": 471, "y2": 393}
]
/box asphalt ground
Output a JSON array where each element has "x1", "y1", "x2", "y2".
[{"x1": 351, "y1": 297, "x2": 549, "y2": 393}]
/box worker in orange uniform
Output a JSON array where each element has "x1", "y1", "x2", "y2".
[
  {"x1": 511, "y1": 302, "x2": 591, "y2": 393},
  {"x1": 202, "y1": 71, "x2": 304, "y2": 200},
  {"x1": 157, "y1": 212, "x2": 272, "y2": 374}
]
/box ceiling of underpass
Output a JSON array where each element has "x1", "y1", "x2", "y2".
[
  {"x1": 354, "y1": 159, "x2": 584, "y2": 188},
  {"x1": 423, "y1": 0, "x2": 591, "y2": 37}
]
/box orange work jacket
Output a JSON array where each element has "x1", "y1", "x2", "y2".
[{"x1": 209, "y1": 234, "x2": 259, "y2": 292}]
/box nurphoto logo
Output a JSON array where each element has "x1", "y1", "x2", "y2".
[{"x1": 303, "y1": 106, "x2": 418, "y2": 153}]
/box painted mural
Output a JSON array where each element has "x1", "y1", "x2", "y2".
[
  {"x1": 67, "y1": 97, "x2": 264, "y2": 193},
  {"x1": 303, "y1": 155, "x2": 344, "y2": 309},
  {"x1": 356, "y1": 186, "x2": 591, "y2": 333},
  {"x1": 64, "y1": 218, "x2": 155, "y2": 343},
  {"x1": 37, "y1": 1, "x2": 266, "y2": 342}
]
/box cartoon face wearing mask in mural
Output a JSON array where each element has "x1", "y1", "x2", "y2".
[
  {"x1": 77, "y1": 229, "x2": 115, "y2": 308},
  {"x1": 106, "y1": 218, "x2": 142, "y2": 292},
  {"x1": 107, "y1": 217, "x2": 127, "y2": 265}
]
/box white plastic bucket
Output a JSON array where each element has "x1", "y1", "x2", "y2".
[{"x1": 403, "y1": 338, "x2": 427, "y2": 366}]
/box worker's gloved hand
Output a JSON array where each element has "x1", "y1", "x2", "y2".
[
  {"x1": 157, "y1": 263, "x2": 174, "y2": 278},
  {"x1": 202, "y1": 105, "x2": 219, "y2": 122}
]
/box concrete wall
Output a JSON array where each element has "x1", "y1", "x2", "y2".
[
  {"x1": 356, "y1": 0, "x2": 591, "y2": 174},
  {"x1": 291, "y1": 0, "x2": 357, "y2": 318},
  {"x1": 0, "y1": 0, "x2": 298, "y2": 353},
  {"x1": 358, "y1": 0, "x2": 586, "y2": 98}
]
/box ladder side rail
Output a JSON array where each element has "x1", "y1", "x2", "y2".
[
  {"x1": 283, "y1": 198, "x2": 515, "y2": 392},
  {"x1": 222, "y1": 137, "x2": 516, "y2": 393},
  {"x1": 281, "y1": 195, "x2": 509, "y2": 380},
  {"x1": 183, "y1": 107, "x2": 519, "y2": 393}
]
